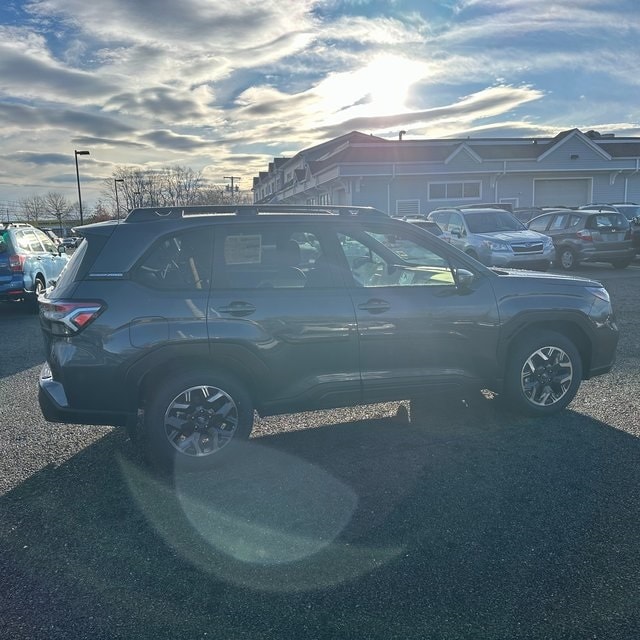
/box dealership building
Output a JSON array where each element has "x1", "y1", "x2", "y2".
[{"x1": 252, "y1": 128, "x2": 640, "y2": 216}]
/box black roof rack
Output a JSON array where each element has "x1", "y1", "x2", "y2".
[{"x1": 124, "y1": 204, "x2": 389, "y2": 223}]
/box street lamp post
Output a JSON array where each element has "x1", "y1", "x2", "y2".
[
  {"x1": 114, "y1": 179, "x2": 124, "y2": 220},
  {"x1": 74, "y1": 150, "x2": 90, "y2": 225}
]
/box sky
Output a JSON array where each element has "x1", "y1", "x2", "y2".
[{"x1": 1, "y1": 0, "x2": 640, "y2": 210}]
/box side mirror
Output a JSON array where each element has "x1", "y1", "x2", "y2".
[
  {"x1": 58, "y1": 245, "x2": 67, "y2": 255},
  {"x1": 455, "y1": 268, "x2": 474, "y2": 290}
]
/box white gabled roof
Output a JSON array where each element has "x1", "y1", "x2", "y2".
[{"x1": 537, "y1": 128, "x2": 612, "y2": 162}]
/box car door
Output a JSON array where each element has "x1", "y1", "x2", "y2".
[
  {"x1": 446, "y1": 211, "x2": 467, "y2": 252},
  {"x1": 13, "y1": 228, "x2": 50, "y2": 290},
  {"x1": 33, "y1": 228, "x2": 68, "y2": 284},
  {"x1": 335, "y1": 222, "x2": 501, "y2": 402},
  {"x1": 208, "y1": 221, "x2": 360, "y2": 413}
]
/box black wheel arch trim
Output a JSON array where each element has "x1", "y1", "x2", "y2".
[
  {"x1": 497, "y1": 310, "x2": 594, "y2": 381},
  {"x1": 123, "y1": 341, "x2": 272, "y2": 413}
]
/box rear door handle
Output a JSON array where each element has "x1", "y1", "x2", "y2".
[
  {"x1": 217, "y1": 301, "x2": 256, "y2": 317},
  {"x1": 358, "y1": 298, "x2": 391, "y2": 314}
]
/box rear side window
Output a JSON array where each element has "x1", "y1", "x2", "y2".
[
  {"x1": 15, "y1": 229, "x2": 45, "y2": 253},
  {"x1": 133, "y1": 228, "x2": 213, "y2": 290},
  {"x1": 215, "y1": 224, "x2": 325, "y2": 289}
]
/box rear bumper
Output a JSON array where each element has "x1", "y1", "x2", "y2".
[{"x1": 39, "y1": 363, "x2": 132, "y2": 427}]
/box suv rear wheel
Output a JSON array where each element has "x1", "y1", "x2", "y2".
[
  {"x1": 557, "y1": 246, "x2": 577, "y2": 271},
  {"x1": 504, "y1": 331, "x2": 582, "y2": 416},
  {"x1": 28, "y1": 277, "x2": 45, "y2": 312},
  {"x1": 143, "y1": 369, "x2": 254, "y2": 472}
]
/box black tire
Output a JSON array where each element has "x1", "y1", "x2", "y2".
[
  {"x1": 142, "y1": 368, "x2": 254, "y2": 473},
  {"x1": 557, "y1": 247, "x2": 577, "y2": 271},
  {"x1": 503, "y1": 331, "x2": 582, "y2": 416},
  {"x1": 465, "y1": 249, "x2": 479, "y2": 261},
  {"x1": 611, "y1": 259, "x2": 631, "y2": 269},
  {"x1": 27, "y1": 277, "x2": 45, "y2": 313}
]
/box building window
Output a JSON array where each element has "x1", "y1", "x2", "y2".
[{"x1": 428, "y1": 181, "x2": 481, "y2": 201}]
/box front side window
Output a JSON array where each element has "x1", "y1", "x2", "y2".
[
  {"x1": 34, "y1": 229, "x2": 57, "y2": 253},
  {"x1": 337, "y1": 227, "x2": 456, "y2": 288},
  {"x1": 549, "y1": 214, "x2": 569, "y2": 230},
  {"x1": 528, "y1": 215, "x2": 551, "y2": 232}
]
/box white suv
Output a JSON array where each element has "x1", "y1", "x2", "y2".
[{"x1": 427, "y1": 207, "x2": 555, "y2": 270}]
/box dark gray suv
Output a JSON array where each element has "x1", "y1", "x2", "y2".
[
  {"x1": 528, "y1": 208, "x2": 635, "y2": 270},
  {"x1": 38, "y1": 205, "x2": 619, "y2": 472}
]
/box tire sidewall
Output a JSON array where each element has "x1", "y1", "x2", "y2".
[
  {"x1": 558, "y1": 247, "x2": 576, "y2": 271},
  {"x1": 504, "y1": 331, "x2": 582, "y2": 416},
  {"x1": 143, "y1": 369, "x2": 254, "y2": 473}
]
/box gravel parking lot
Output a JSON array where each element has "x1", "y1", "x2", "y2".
[{"x1": 1, "y1": 263, "x2": 639, "y2": 639}]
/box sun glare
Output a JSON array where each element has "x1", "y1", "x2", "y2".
[{"x1": 317, "y1": 55, "x2": 429, "y2": 120}]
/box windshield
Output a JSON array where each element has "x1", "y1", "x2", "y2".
[
  {"x1": 614, "y1": 205, "x2": 640, "y2": 219},
  {"x1": 464, "y1": 211, "x2": 527, "y2": 234}
]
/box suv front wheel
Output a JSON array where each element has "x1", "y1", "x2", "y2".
[
  {"x1": 143, "y1": 369, "x2": 254, "y2": 472},
  {"x1": 504, "y1": 331, "x2": 582, "y2": 416}
]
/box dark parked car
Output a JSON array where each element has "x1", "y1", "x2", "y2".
[
  {"x1": 0, "y1": 222, "x2": 69, "y2": 310},
  {"x1": 60, "y1": 236, "x2": 81, "y2": 249},
  {"x1": 39, "y1": 204, "x2": 618, "y2": 472},
  {"x1": 403, "y1": 217, "x2": 443, "y2": 236},
  {"x1": 608, "y1": 203, "x2": 640, "y2": 252},
  {"x1": 528, "y1": 208, "x2": 635, "y2": 270}
]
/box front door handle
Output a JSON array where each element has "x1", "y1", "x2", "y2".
[
  {"x1": 358, "y1": 298, "x2": 391, "y2": 314},
  {"x1": 217, "y1": 301, "x2": 256, "y2": 317}
]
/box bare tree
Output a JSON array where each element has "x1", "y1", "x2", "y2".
[
  {"x1": 101, "y1": 165, "x2": 214, "y2": 211},
  {"x1": 44, "y1": 191, "x2": 73, "y2": 228},
  {"x1": 89, "y1": 200, "x2": 112, "y2": 223},
  {"x1": 162, "y1": 165, "x2": 204, "y2": 205},
  {"x1": 192, "y1": 184, "x2": 227, "y2": 205},
  {"x1": 19, "y1": 195, "x2": 47, "y2": 224}
]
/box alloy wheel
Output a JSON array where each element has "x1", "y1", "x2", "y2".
[
  {"x1": 520, "y1": 345, "x2": 574, "y2": 407},
  {"x1": 164, "y1": 385, "x2": 239, "y2": 457}
]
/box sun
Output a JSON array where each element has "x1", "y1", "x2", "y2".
[
  {"x1": 362, "y1": 55, "x2": 426, "y2": 114},
  {"x1": 316, "y1": 54, "x2": 429, "y2": 120}
]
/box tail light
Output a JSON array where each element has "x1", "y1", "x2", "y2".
[
  {"x1": 9, "y1": 254, "x2": 25, "y2": 273},
  {"x1": 576, "y1": 229, "x2": 593, "y2": 242},
  {"x1": 40, "y1": 299, "x2": 106, "y2": 334}
]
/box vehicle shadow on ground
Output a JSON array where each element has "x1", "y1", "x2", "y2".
[
  {"x1": 1, "y1": 402, "x2": 639, "y2": 640},
  {"x1": 0, "y1": 303, "x2": 44, "y2": 377}
]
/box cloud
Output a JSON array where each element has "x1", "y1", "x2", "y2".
[
  {"x1": 0, "y1": 101, "x2": 136, "y2": 137},
  {"x1": 26, "y1": 0, "x2": 319, "y2": 54},
  {"x1": 4, "y1": 151, "x2": 71, "y2": 165},
  {"x1": 0, "y1": 27, "x2": 120, "y2": 102},
  {"x1": 138, "y1": 129, "x2": 218, "y2": 151},
  {"x1": 317, "y1": 85, "x2": 544, "y2": 138}
]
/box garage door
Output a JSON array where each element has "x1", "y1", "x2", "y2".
[{"x1": 534, "y1": 179, "x2": 591, "y2": 207}]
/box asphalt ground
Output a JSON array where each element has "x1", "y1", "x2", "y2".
[{"x1": 1, "y1": 263, "x2": 639, "y2": 639}]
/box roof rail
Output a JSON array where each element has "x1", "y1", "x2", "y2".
[
  {"x1": 1, "y1": 222, "x2": 31, "y2": 230},
  {"x1": 124, "y1": 204, "x2": 389, "y2": 223}
]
